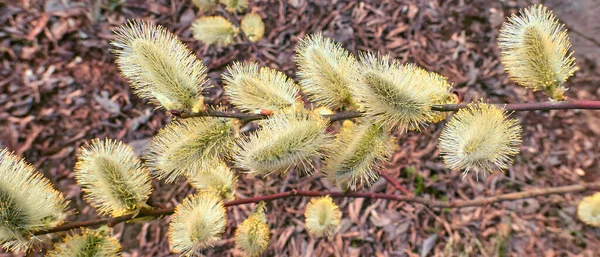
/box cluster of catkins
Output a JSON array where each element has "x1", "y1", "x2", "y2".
[
  {"x1": 0, "y1": 4, "x2": 597, "y2": 257},
  {"x1": 191, "y1": 0, "x2": 265, "y2": 46}
]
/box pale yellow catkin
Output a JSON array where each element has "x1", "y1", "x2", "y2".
[
  {"x1": 235, "y1": 111, "x2": 330, "y2": 177},
  {"x1": 241, "y1": 13, "x2": 265, "y2": 42},
  {"x1": 295, "y1": 33, "x2": 362, "y2": 109},
  {"x1": 192, "y1": 16, "x2": 239, "y2": 46},
  {"x1": 234, "y1": 202, "x2": 270, "y2": 257},
  {"x1": 0, "y1": 149, "x2": 68, "y2": 252},
  {"x1": 75, "y1": 138, "x2": 152, "y2": 217},
  {"x1": 438, "y1": 103, "x2": 522, "y2": 178},
  {"x1": 168, "y1": 193, "x2": 227, "y2": 255},
  {"x1": 304, "y1": 196, "x2": 341, "y2": 237},
  {"x1": 498, "y1": 4, "x2": 577, "y2": 100},
  {"x1": 355, "y1": 52, "x2": 453, "y2": 131},
  {"x1": 112, "y1": 20, "x2": 207, "y2": 112}
]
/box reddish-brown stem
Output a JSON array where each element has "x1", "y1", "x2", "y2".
[
  {"x1": 176, "y1": 100, "x2": 600, "y2": 122},
  {"x1": 33, "y1": 181, "x2": 600, "y2": 236},
  {"x1": 176, "y1": 109, "x2": 362, "y2": 123},
  {"x1": 432, "y1": 100, "x2": 600, "y2": 112},
  {"x1": 379, "y1": 170, "x2": 413, "y2": 196}
]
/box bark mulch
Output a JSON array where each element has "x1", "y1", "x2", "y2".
[{"x1": 1, "y1": 0, "x2": 600, "y2": 256}]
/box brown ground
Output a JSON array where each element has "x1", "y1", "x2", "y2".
[{"x1": 1, "y1": 0, "x2": 600, "y2": 256}]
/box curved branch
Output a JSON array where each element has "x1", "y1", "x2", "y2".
[{"x1": 34, "y1": 181, "x2": 600, "y2": 236}]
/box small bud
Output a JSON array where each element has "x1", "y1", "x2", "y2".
[
  {"x1": 438, "y1": 103, "x2": 522, "y2": 178},
  {"x1": 75, "y1": 139, "x2": 152, "y2": 217},
  {"x1": 499, "y1": 4, "x2": 578, "y2": 100},
  {"x1": 192, "y1": 16, "x2": 239, "y2": 46},
  {"x1": 241, "y1": 13, "x2": 265, "y2": 42},
  {"x1": 304, "y1": 196, "x2": 341, "y2": 238},
  {"x1": 112, "y1": 20, "x2": 207, "y2": 112},
  {"x1": 169, "y1": 193, "x2": 227, "y2": 255},
  {"x1": 47, "y1": 227, "x2": 121, "y2": 257},
  {"x1": 234, "y1": 202, "x2": 270, "y2": 257}
]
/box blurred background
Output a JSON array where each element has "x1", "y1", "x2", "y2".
[{"x1": 1, "y1": 0, "x2": 599, "y2": 256}]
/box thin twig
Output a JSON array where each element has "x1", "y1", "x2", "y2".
[
  {"x1": 379, "y1": 170, "x2": 413, "y2": 196},
  {"x1": 34, "y1": 181, "x2": 600, "y2": 236},
  {"x1": 175, "y1": 100, "x2": 600, "y2": 122},
  {"x1": 432, "y1": 100, "x2": 600, "y2": 112},
  {"x1": 176, "y1": 109, "x2": 363, "y2": 123},
  {"x1": 176, "y1": 109, "x2": 268, "y2": 123}
]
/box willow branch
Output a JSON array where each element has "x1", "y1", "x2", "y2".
[
  {"x1": 34, "y1": 181, "x2": 600, "y2": 236},
  {"x1": 432, "y1": 100, "x2": 600, "y2": 112},
  {"x1": 175, "y1": 109, "x2": 362, "y2": 123},
  {"x1": 175, "y1": 100, "x2": 600, "y2": 122}
]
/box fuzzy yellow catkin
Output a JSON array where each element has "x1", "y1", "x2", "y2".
[
  {"x1": 498, "y1": 4, "x2": 577, "y2": 100},
  {"x1": 169, "y1": 193, "x2": 227, "y2": 255},
  {"x1": 75, "y1": 139, "x2": 152, "y2": 217},
  {"x1": 438, "y1": 103, "x2": 522, "y2": 178},
  {"x1": 220, "y1": 0, "x2": 248, "y2": 13},
  {"x1": 146, "y1": 117, "x2": 236, "y2": 182},
  {"x1": 192, "y1": 16, "x2": 239, "y2": 46},
  {"x1": 240, "y1": 13, "x2": 265, "y2": 42},
  {"x1": 112, "y1": 20, "x2": 207, "y2": 112},
  {"x1": 235, "y1": 111, "x2": 330, "y2": 177},
  {"x1": 223, "y1": 62, "x2": 301, "y2": 114},
  {"x1": 577, "y1": 192, "x2": 600, "y2": 227},
  {"x1": 324, "y1": 120, "x2": 396, "y2": 191},
  {"x1": 304, "y1": 196, "x2": 341, "y2": 238},
  {"x1": 295, "y1": 33, "x2": 362, "y2": 109},
  {"x1": 47, "y1": 227, "x2": 121, "y2": 257},
  {"x1": 186, "y1": 161, "x2": 238, "y2": 201},
  {"x1": 234, "y1": 202, "x2": 270, "y2": 257},
  {"x1": 0, "y1": 149, "x2": 68, "y2": 252},
  {"x1": 192, "y1": 0, "x2": 217, "y2": 12},
  {"x1": 355, "y1": 52, "x2": 454, "y2": 131}
]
